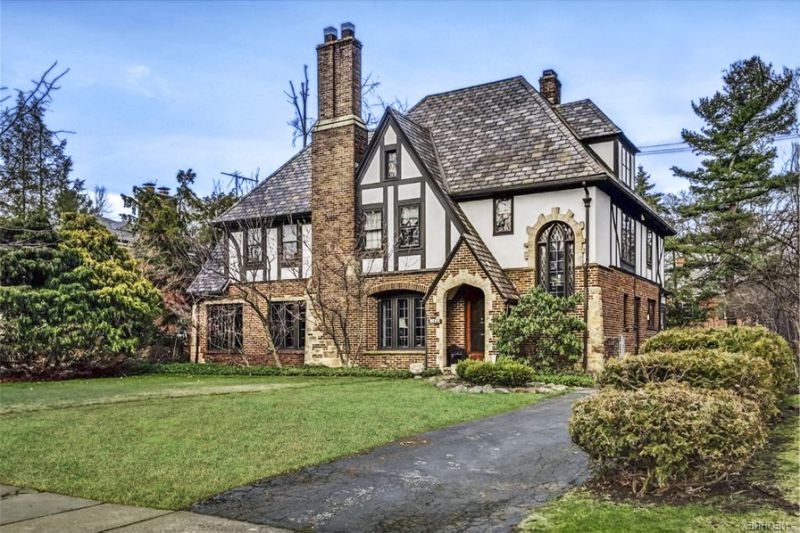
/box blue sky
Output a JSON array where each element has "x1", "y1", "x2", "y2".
[{"x1": 2, "y1": 0, "x2": 798, "y2": 218}]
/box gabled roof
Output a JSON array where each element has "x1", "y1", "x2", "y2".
[
  {"x1": 215, "y1": 146, "x2": 311, "y2": 223},
  {"x1": 406, "y1": 76, "x2": 608, "y2": 197},
  {"x1": 188, "y1": 241, "x2": 228, "y2": 295},
  {"x1": 388, "y1": 109, "x2": 518, "y2": 301},
  {"x1": 556, "y1": 99, "x2": 622, "y2": 140}
]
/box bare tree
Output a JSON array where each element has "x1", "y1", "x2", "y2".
[
  {"x1": 193, "y1": 215, "x2": 308, "y2": 367},
  {"x1": 90, "y1": 186, "x2": 111, "y2": 216},
  {"x1": 1, "y1": 62, "x2": 70, "y2": 137},
  {"x1": 286, "y1": 67, "x2": 409, "y2": 145}
]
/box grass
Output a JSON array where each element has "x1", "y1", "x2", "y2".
[
  {"x1": 0, "y1": 374, "x2": 551, "y2": 509},
  {"x1": 520, "y1": 395, "x2": 800, "y2": 532}
]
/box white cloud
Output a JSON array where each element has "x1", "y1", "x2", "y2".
[
  {"x1": 104, "y1": 191, "x2": 130, "y2": 220},
  {"x1": 119, "y1": 64, "x2": 174, "y2": 99}
]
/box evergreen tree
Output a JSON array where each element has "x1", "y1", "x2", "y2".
[
  {"x1": 122, "y1": 170, "x2": 237, "y2": 342},
  {"x1": 671, "y1": 57, "x2": 799, "y2": 304},
  {"x1": 633, "y1": 165, "x2": 664, "y2": 213}
]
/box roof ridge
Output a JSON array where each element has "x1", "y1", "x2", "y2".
[
  {"x1": 516, "y1": 77, "x2": 610, "y2": 178},
  {"x1": 407, "y1": 75, "x2": 525, "y2": 115},
  {"x1": 214, "y1": 144, "x2": 311, "y2": 224}
]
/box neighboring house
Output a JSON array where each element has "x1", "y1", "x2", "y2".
[
  {"x1": 95, "y1": 215, "x2": 134, "y2": 248},
  {"x1": 188, "y1": 23, "x2": 674, "y2": 372}
]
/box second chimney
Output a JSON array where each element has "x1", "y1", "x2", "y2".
[{"x1": 539, "y1": 69, "x2": 561, "y2": 105}]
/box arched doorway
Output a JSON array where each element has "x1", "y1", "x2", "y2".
[{"x1": 444, "y1": 284, "x2": 487, "y2": 365}]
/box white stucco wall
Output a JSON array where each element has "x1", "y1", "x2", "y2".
[
  {"x1": 459, "y1": 187, "x2": 609, "y2": 269},
  {"x1": 588, "y1": 140, "x2": 615, "y2": 170},
  {"x1": 425, "y1": 183, "x2": 447, "y2": 269}
]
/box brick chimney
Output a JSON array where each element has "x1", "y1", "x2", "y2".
[
  {"x1": 311, "y1": 22, "x2": 367, "y2": 255},
  {"x1": 309, "y1": 23, "x2": 368, "y2": 360},
  {"x1": 539, "y1": 69, "x2": 561, "y2": 105}
]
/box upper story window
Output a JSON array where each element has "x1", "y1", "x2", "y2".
[
  {"x1": 399, "y1": 204, "x2": 420, "y2": 249},
  {"x1": 618, "y1": 144, "x2": 634, "y2": 188},
  {"x1": 207, "y1": 304, "x2": 242, "y2": 352},
  {"x1": 245, "y1": 228, "x2": 263, "y2": 267},
  {"x1": 281, "y1": 224, "x2": 301, "y2": 267},
  {"x1": 385, "y1": 148, "x2": 398, "y2": 180},
  {"x1": 621, "y1": 214, "x2": 636, "y2": 268},
  {"x1": 646, "y1": 229, "x2": 653, "y2": 270},
  {"x1": 363, "y1": 209, "x2": 383, "y2": 250},
  {"x1": 379, "y1": 293, "x2": 425, "y2": 350},
  {"x1": 269, "y1": 301, "x2": 306, "y2": 351},
  {"x1": 537, "y1": 221, "x2": 574, "y2": 297},
  {"x1": 493, "y1": 197, "x2": 513, "y2": 235}
]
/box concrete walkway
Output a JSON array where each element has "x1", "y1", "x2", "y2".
[
  {"x1": 0, "y1": 485, "x2": 287, "y2": 533},
  {"x1": 193, "y1": 390, "x2": 592, "y2": 533}
]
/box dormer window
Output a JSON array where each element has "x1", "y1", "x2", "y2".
[
  {"x1": 493, "y1": 197, "x2": 513, "y2": 235},
  {"x1": 385, "y1": 148, "x2": 398, "y2": 180},
  {"x1": 618, "y1": 143, "x2": 634, "y2": 188}
]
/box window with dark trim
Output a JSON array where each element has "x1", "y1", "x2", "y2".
[
  {"x1": 207, "y1": 304, "x2": 243, "y2": 351},
  {"x1": 646, "y1": 229, "x2": 653, "y2": 270},
  {"x1": 385, "y1": 148, "x2": 398, "y2": 180},
  {"x1": 623, "y1": 294, "x2": 629, "y2": 330},
  {"x1": 537, "y1": 221, "x2": 574, "y2": 297},
  {"x1": 399, "y1": 204, "x2": 420, "y2": 249},
  {"x1": 269, "y1": 301, "x2": 306, "y2": 350},
  {"x1": 280, "y1": 224, "x2": 301, "y2": 268},
  {"x1": 647, "y1": 299, "x2": 656, "y2": 330},
  {"x1": 619, "y1": 144, "x2": 634, "y2": 188},
  {"x1": 245, "y1": 227, "x2": 264, "y2": 267},
  {"x1": 363, "y1": 209, "x2": 383, "y2": 250},
  {"x1": 493, "y1": 197, "x2": 513, "y2": 235},
  {"x1": 378, "y1": 293, "x2": 425, "y2": 349},
  {"x1": 621, "y1": 213, "x2": 636, "y2": 268}
]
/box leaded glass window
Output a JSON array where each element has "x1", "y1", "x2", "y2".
[
  {"x1": 537, "y1": 222, "x2": 574, "y2": 297},
  {"x1": 621, "y1": 214, "x2": 636, "y2": 267},
  {"x1": 378, "y1": 293, "x2": 425, "y2": 350},
  {"x1": 399, "y1": 205, "x2": 420, "y2": 249},
  {"x1": 268, "y1": 301, "x2": 306, "y2": 350},
  {"x1": 494, "y1": 197, "x2": 513, "y2": 234},
  {"x1": 207, "y1": 304, "x2": 243, "y2": 351}
]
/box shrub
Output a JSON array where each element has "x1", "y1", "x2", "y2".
[
  {"x1": 570, "y1": 382, "x2": 767, "y2": 495},
  {"x1": 150, "y1": 362, "x2": 441, "y2": 379},
  {"x1": 492, "y1": 288, "x2": 585, "y2": 371},
  {"x1": 455, "y1": 358, "x2": 535, "y2": 387},
  {"x1": 533, "y1": 372, "x2": 595, "y2": 388},
  {"x1": 600, "y1": 349, "x2": 778, "y2": 420},
  {"x1": 642, "y1": 326, "x2": 797, "y2": 394}
]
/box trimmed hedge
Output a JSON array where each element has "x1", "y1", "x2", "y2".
[
  {"x1": 570, "y1": 382, "x2": 767, "y2": 495},
  {"x1": 533, "y1": 372, "x2": 595, "y2": 388},
  {"x1": 600, "y1": 349, "x2": 779, "y2": 420},
  {"x1": 642, "y1": 326, "x2": 797, "y2": 393},
  {"x1": 150, "y1": 362, "x2": 442, "y2": 379},
  {"x1": 456, "y1": 358, "x2": 535, "y2": 387}
]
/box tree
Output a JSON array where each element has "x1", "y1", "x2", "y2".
[
  {"x1": 286, "y1": 67, "x2": 407, "y2": 146},
  {"x1": 0, "y1": 213, "x2": 160, "y2": 376},
  {"x1": 634, "y1": 165, "x2": 664, "y2": 213},
  {"x1": 491, "y1": 288, "x2": 585, "y2": 372},
  {"x1": 122, "y1": 171, "x2": 236, "y2": 352},
  {"x1": 669, "y1": 57, "x2": 799, "y2": 346}
]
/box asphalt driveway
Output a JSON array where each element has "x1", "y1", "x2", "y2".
[{"x1": 192, "y1": 390, "x2": 591, "y2": 533}]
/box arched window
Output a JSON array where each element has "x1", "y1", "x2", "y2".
[{"x1": 537, "y1": 222, "x2": 574, "y2": 297}]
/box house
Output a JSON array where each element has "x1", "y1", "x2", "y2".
[
  {"x1": 188, "y1": 23, "x2": 675, "y2": 373},
  {"x1": 94, "y1": 215, "x2": 134, "y2": 248}
]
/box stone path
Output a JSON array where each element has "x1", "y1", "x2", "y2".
[
  {"x1": 0, "y1": 485, "x2": 288, "y2": 533},
  {"x1": 193, "y1": 390, "x2": 592, "y2": 533}
]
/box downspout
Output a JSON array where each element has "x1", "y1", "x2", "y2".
[{"x1": 582, "y1": 183, "x2": 592, "y2": 373}]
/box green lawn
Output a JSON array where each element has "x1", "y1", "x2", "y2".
[
  {"x1": 0, "y1": 374, "x2": 549, "y2": 509},
  {"x1": 520, "y1": 395, "x2": 800, "y2": 532}
]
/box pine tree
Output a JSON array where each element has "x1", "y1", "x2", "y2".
[
  {"x1": 633, "y1": 165, "x2": 664, "y2": 213},
  {"x1": 671, "y1": 57, "x2": 799, "y2": 303}
]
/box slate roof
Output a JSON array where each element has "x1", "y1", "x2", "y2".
[
  {"x1": 390, "y1": 109, "x2": 518, "y2": 300},
  {"x1": 406, "y1": 76, "x2": 608, "y2": 196},
  {"x1": 95, "y1": 215, "x2": 134, "y2": 245},
  {"x1": 188, "y1": 241, "x2": 228, "y2": 295},
  {"x1": 215, "y1": 146, "x2": 311, "y2": 223},
  {"x1": 556, "y1": 99, "x2": 623, "y2": 140}
]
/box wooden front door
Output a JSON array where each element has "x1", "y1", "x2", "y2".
[{"x1": 464, "y1": 288, "x2": 485, "y2": 360}]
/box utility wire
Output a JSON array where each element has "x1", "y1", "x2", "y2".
[{"x1": 638, "y1": 133, "x2": 800, "y2": 156}]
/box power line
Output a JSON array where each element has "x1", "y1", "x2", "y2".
[{"x1": 638, "y1": 133, "x2": 800, "y2": 156}]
